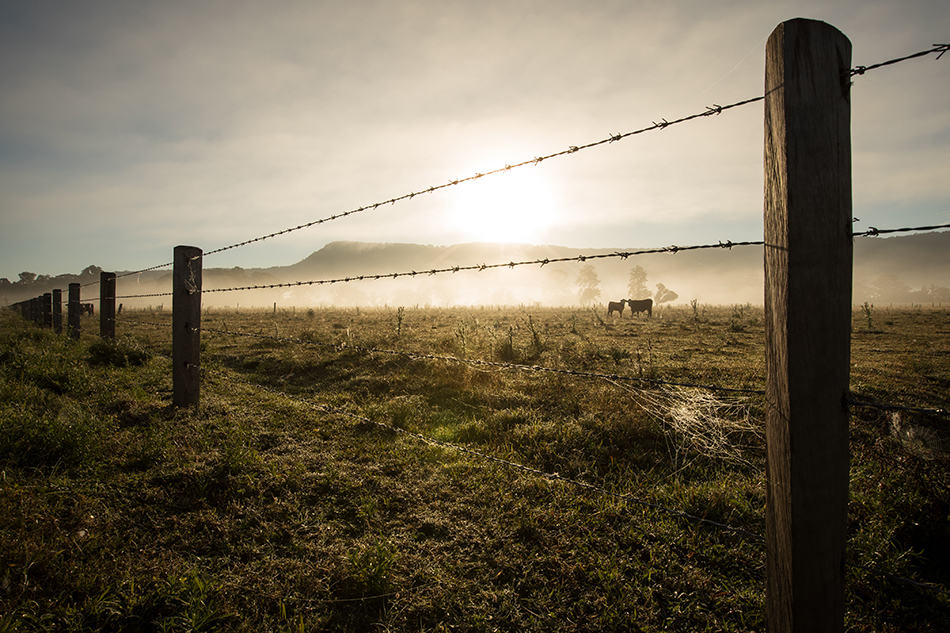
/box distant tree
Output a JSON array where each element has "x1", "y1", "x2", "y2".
[
  {"x1": 576, "y1": 264, "x2": 602, "y2": 305},
  {"x1": 654, "y1": 283, "x2": 679, "y2": 304},
  {"x1": 18, "y1": 272, "x2": 36, "y2": 284},
  {"x1": 36, "y1": 274, "x2": 51, "y2": 282},
  {"x1": 81, "y1": 265, "x2": 103, "y2": 278},
  {"x1": 0, "y1": 278, "x2": 10, "y2": 287},
  {"x1": 925, "y1": 285, "x2": 950, "y2": 303},
  {"x1": 627, "y1": 265, "x2": 650, "y2": 299}
]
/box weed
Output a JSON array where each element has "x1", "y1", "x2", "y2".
[
  {"x1": 729, "y1": 305, "x2": 747, "y2": 332},
  {"x1": 862, "y1": 301, "x2": 874, "y2": 330},
  {"x1": 344, "y1": 540, "x2": 397, "y2": 596},
  {"x1": 454, "y1": 319, "x2": 468, "y2": 358},
  {"x1": 394, "y1": 306, "x2": 405, "y2": 339},
  {"x1": 88, "y1": 337, "x2": 151, "y2": 368},
  {"x1": 526, "y1": 315, "x2": 544, "y2": 358},
  {"x1": 0, "y1": 307, "x2": 947, "y2": 632},
  {"x1": 497, "y1": 324, "x2": 517, "y2": 361}
]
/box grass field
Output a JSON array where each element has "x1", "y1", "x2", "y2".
[{"x1": 1, "y1": 304, "x2": 948, "y2": 632}]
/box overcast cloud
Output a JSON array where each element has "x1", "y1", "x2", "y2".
[{"x1": 1, "y1": 0, "x2": 947, "y2": 280}]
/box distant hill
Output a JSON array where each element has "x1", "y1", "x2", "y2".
[{"x1": 3, "y1": 232, "x2": 948, "y2": 307}]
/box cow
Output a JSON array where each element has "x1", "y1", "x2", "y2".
[
  {"x1": 81, "y1": 303, "x2": 94, "y2": 316},
  {"x1": 626, "y1": 298, "x2": 653, "y2": 317},
  {"x1": 607, "y1": 300, "x2": 625, "y2": 317}
]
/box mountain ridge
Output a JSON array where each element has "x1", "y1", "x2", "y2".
[{"x1": 3, "y1": 232, "x2": 948, "y2": 306}]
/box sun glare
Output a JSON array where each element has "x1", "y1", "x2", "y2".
[{"x1": 446, "y1": 167, "x2": 558, "y2": 243}]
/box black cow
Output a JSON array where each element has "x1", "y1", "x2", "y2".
[
  {"x1": 626, "y1": 298, "x2": 652, "y2": 317},
  {"x1": 607, "y1": 300, "x2": 625, "y2": 317}
]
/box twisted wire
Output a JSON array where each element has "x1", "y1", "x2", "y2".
[
  {"x1": 53, "y1": 41, "x2": 947, "y2": 284},
  {"x1": 111, "y1": 222, "x2": 947, "y2": 300},
  {"x1": 849, "y1": 43, "x2": 948, "y2": 76},
  {"x1": 853, "y1": 222, "x2": 950, "y2": 237},
  {"x1": 198, "y1": 239, "x2": 764, "y2": 295},
  {"x1": 80, "y1": 262, "x2": 174, "y2": 288},
  {"x1": 186, "y1": 43, "x2": 946, "y2": 259},
  {"x1": 202, "y1": 363, "x2": 761, "y2": 540},
  {"x1": 848, "y1": 395, "x2": 946, "y2": 417},
  {"x1": 196, "y1": 97, "x2": 764, "y2": 259}
]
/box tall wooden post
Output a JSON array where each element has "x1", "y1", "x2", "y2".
[
  {"x1": 42, "y1": 293, "x2": 52, "y2": 328},
  {"x1": 100, "y1": 272, "x2": 116, "y2": 339},
  {"x1": 173, "y1": 246, "x2": 202, "y2": 407},
  {"x1": 52, "y1": 289, "x2": 63, "y2": 333},
  {"x1": 31, "y1": 297, "x2": 39, "y2": 325},
  {"x1": 68, "y1": 283, "x2": 81, "y2": 340},
  {"x1": 764, "y1": 19, "x2": 852, "y2": 633}
]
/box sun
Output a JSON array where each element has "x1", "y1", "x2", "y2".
[{"x1": 445, "y1": 166, "x2": 558, "y2": 243}]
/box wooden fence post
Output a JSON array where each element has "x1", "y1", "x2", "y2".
[
  {"x1": 31, "y1": 297, "x2": 39, "y2": 325},
  {"x1": 764, "y1": 19, "x2": 852, "y2": 633},
  {"x1": 173, "y1": 246, "x2": 202, "y2": 407},
  {"x1": 68, "y1": 283, "x2": 81, "y2": 340},
  {"x1": 42, "y1": 292, "x2": 52, "y2": 328},
  {"x1": 100, "y1": 272, "x2": 116, "y2": 340},
  {"x1": 52, "y1": 289, "x2": 63, "y2": 334}
]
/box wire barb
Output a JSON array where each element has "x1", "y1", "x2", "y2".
[
  {"x1": 848, "y1": 43, "x2": 950, "y2": 76},
  {"x1": 853, "y1": 222, "x2": 949, "y2": 238}
]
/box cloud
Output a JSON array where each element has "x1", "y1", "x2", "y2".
[{"x1": 1, "y1": 0, "x2": 948, "y2": 280}]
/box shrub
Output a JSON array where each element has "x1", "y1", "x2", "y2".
[{"x1": 88, "y1": 338, "x2": 151, "y2": 368}]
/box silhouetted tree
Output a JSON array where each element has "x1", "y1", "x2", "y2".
[
  {"x1": 18, "y1": 272, "x2": 36, "y2": 284},
  {"x1": 654, "y1": 283, "x2": 678, "y2": 304},
  {"x1": 627, "y1": 265, "x2": 650, "y2": 299},
  {"x1": 576, "y1": 264, "x2": 602, "y2": 304}
]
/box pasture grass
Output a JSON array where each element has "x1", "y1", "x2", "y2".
[{"x1": 0, "y1": 304, "x2": 947, "y2": 631}]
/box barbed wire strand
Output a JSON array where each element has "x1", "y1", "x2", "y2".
[
  {"x1": 200, "y1": 363, "x2": 761, "y2": 540},
  {"x1": 199, "y1": 240, "x2": 767, "y2": 296},
  {"x1": 117, "y1": 238, "x2": 764, "y2": 298},
  {"x1": 59, "y1": 43, "x2": 947, "y2": 284},
  {"x1": 188, "y1": 44, "x2": 946, "y2": 260},
  {"x1": 195, "y1": 98, "x2": 765, "y2": 260},
  {"x1": 848, "y1": 395, "x2": 946, "y2": 417},
  {"x1": 853, "y1": 222, "x2": 950, "y2": 237},
  {"x1": 80, "y1": 262, "x2": 175, "y2": 289},
  {"x1": 111, "y1": 222, "x2": 948, "y2": 300},
  {"x1": 849, "y1": 43, "x2": 948, "y2": 77}
]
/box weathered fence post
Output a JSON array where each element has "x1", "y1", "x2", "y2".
[
  {"x1": 764, "y1": 19, "x2": 852, "y2": 633},
  {"x1": 52, "y1": 289, "x2": 63, "y2": 333},
  {"x1": 173, "y1": 246, "x2": 202, "y2": 407},
  {"x1": 68, "y1": 283, "x2": 81, "y2": 340},
  {"x1": 31, "y1": 296, "x2": 39, "y2": 325},
  {"x1": 42, "y1": 292, "x2": 52, "y2": 328},
  {"x1": 100, "y1": 272, "x2": 116, "y2": 340}
]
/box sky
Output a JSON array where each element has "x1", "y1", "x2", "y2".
[{"x1": 1, "y1": 0, "x2": 948, "y2": 282}]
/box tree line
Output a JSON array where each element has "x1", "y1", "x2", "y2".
[{"x1": 575, "y1": 264, "x2": 678, "y2": 306}]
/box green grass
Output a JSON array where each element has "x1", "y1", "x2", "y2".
[{"x1": 0, "y1": 305, "x2": 947, "y2": 631}]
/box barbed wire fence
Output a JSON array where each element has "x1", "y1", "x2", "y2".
[
  {"x1": 5, "y1": 32, "x2": 949, "y2": 628},
  {"x1": 45, "y1": 43, "x2": 948, "y2": 288}
]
